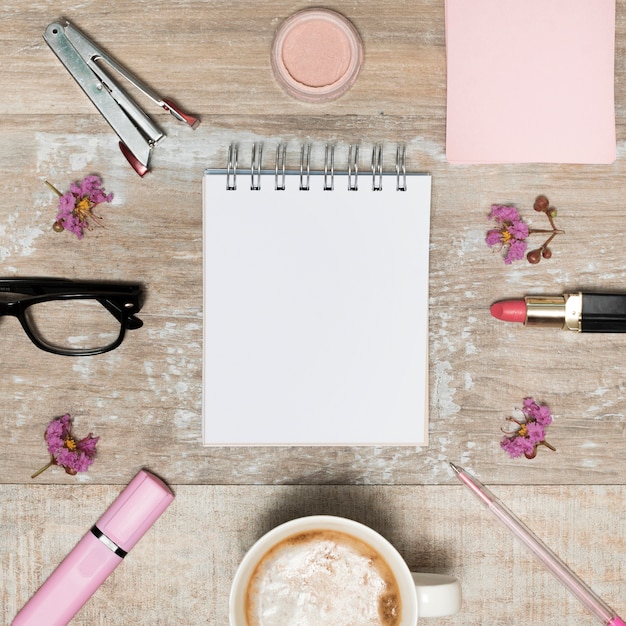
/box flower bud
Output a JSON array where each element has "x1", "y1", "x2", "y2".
[
  {"x1": 533, "y1": 195, "x2": 549, "y2": 212},
  {"x1": 527, "y1": 249, "x2": 542, "y2": 264}
]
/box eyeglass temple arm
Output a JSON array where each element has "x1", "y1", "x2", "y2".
[
  {"x1": 98, "y1": 298, "x2": 144, "y2": 330},
  {"x1": 0, "y1": 280, "x2": 142, "y2": 297}
]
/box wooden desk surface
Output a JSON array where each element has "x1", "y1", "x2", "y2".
[{"x1": 1, "y1": 1, "x2": 625, "y2": 623}]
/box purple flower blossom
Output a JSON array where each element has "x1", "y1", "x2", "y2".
[
  {"x1": 507, "y1": 239, "x2": 528, "y2": 264},
  {"x1": 525, "y1": 421, "x2": 547, "y2": 444},
  {"x1": 32, "y1": 413, "x2": 99, "y2": 478},
  {"x1": 48, "y1": 176, "x2": 113, "y2": 239},
  {"x1": 522, "y1": 397, "x2": 553, "y2": 426},
  {"x1": 486, "y1": 204, "x2": 529, "y2": 264},
  {"x1": 485, "y1": 230, "x2": 502, "y2": 246},
  {"x1": 500, "y1": 434, "x2": 536, "y2": 458},
  {"x1": 486, "y1": 196, "x2": 564, "y2": 265},
  {"x1": 500, "y1": 397, "x2": 555, "y2": 460}
]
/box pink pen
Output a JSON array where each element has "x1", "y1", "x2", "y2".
[
  {"x1": 450, "y1": 463, "x2": 625, "y2": 626},
  {"x1": 13, "y1": 469, "x2": 174, "y2": 626}
]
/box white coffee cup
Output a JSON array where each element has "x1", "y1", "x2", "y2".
[{"x1": 229, "y1": 515, "x2": 462, "y2": 625}]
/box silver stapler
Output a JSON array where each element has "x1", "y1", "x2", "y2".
[{"x1": 43, "y1": 19, "x2": 199, "y2": 176}]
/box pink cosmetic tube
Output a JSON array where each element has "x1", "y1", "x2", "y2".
[{"x1": 13, "y1": 469, "x2": 174, "y2": 626}]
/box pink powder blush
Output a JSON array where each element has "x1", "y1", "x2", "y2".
[{"x1": 271, "y1": 9, "x2": 363, "y2": 102}]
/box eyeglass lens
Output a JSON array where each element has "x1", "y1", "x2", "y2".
[{"x1": 23, "y1": 298, "x2": 122, "y2": 353}]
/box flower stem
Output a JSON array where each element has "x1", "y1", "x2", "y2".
[
  {"x1": 528, "y1": 229, "x2": 565, "y2": 235},
  {"x1": 545, "y1": 211, "x2": 559, "y2": 231},
  {"x1": 31, "y1": 461, "x2": 53, "y2": 479},
  {"x1": 44, "y1": 181, "x2": 63, "y2": 197},
  {"x1": 539, "y1": 232, "x2": 558, "y2": 250},
  {"x1": 539, "y1": 440, "x2": 557, "y2": 452}
]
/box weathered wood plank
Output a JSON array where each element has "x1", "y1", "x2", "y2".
[{"x1": 3, "y1": 484, "x2": 624, "y2": 625}]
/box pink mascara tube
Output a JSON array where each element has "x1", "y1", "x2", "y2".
[{"x1": 13, "y1": 469, "x2": 174, "y2": 626}]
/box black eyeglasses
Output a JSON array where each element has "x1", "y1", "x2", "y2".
[{"x1": 0, "y1": 278, "x2": 144, "y2": 356}]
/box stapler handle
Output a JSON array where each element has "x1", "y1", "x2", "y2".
[
  {"x1": 119, "y1": 142, "x2": 149, "y2": 177},
  {"x1": 162, "y1": 99, "x2": 199, "y2": 129}
]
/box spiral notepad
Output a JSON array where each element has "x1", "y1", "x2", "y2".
[{"x1": 202, "y1": 144, "x2": 431, "y2": 446}]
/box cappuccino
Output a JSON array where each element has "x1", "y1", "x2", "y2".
[{"x1": 244, "y1": 529, "x2": 401, "y2": 626}]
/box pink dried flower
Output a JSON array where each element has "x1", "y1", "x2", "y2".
[
  {"x1": 486, "y1": 204, "x2": 529, "y2": 264},
  {"x1": 31, "y1": 413, "x2": 99, "y2": 478},
  {"x1": 486, "y1": 196, "x2": 564, "y2": 265},
  {"x1": 500, "y1": 397, "x2": 555, "y2": 460},
  {"x1": 46, "y1": 175, "x2": 113, "y2": 239}
]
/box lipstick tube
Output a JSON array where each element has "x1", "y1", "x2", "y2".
[
  {"x1": 492, "y1": 293, "x2": 626, "y2": 332},
  {"x1": 13, "y1": 469, "x2": 174, "y2": 626}
]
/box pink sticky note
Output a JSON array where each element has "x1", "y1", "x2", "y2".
[{"x1": 445, "y1": 0, "x2": 616, "y2": 164}]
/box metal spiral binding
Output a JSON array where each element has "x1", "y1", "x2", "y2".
[
  {"x1": 300, "y1": 143, "x2": 311, "y2": 191},
  {"x1": 226, "y1": 143, "x2": 238, "y2": 190},
  {"x1": 347, "y1": 144, "x2": 359, "y2": 191},
  {"x1": 323, "y1": 144, "x2": 334, "y2": 191},
  {"x1": 371, "y1": 144, "x2": 383, "y2": 191},
  {"x1": 224, "y1": 143, "x2": 410, "y2": 191},
  {"x1": 275, "y1": 143, "x2": 287, "y2": 190},
  {"x1": 396, "y1": 144, "x2": 407, "y2": 191},
  {"x1": 251, "y1": 143, "x2": 262, "y2": 190}
]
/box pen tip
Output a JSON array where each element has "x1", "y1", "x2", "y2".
[{"x1": 449, "y1": 462, "x2": 461, "y2": 474}]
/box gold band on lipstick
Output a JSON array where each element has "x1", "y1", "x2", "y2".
[{"x1": 525, "y1": 293, "x2": 582, "y2": 331}]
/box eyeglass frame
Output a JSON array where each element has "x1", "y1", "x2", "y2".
[{"x1": 0, "y1": 277, "x2": 144, "y2": 356}]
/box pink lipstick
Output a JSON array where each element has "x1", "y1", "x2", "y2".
[
  {"x1": 13, "y1": 470, "x2": 174, "y2": 626},
  {"x1": 491, "y1": 293, "x2": 626, "y2": 332}
]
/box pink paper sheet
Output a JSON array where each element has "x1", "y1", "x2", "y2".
[{"x1": 445, "y1": 0, "x2": 616, "y2": 164}]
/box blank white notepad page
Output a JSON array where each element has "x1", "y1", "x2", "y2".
[{"x1": 203, "y1": 171, "x2": 431, "y2": 445}]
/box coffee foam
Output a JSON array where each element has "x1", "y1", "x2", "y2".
[{"x1": 245, "y1": 530, "x2": 401, "y2": 626}]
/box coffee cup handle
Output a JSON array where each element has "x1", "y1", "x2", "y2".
[{"x1": 411, "y1": 572, "x2": 462, "y2": 617}]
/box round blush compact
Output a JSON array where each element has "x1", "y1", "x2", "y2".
[{"x1": 271, "y1": 8, "x2": 363, "y2": 102}]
